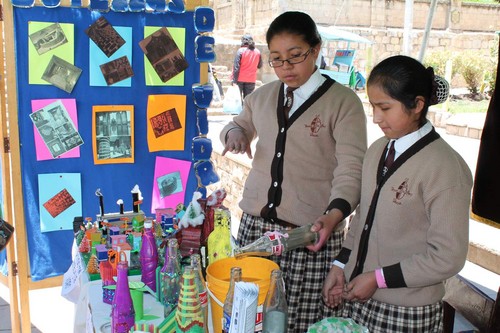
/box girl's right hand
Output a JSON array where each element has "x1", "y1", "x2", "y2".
[
  {"x1": 223, "y1": 129, "x2": 253, "y2": 158},
  {"x1": 322, "y1": 265, "x2": 346, "y2": 308}
]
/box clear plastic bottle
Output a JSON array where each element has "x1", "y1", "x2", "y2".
[
  {"x1": 158, "y1": 238, "x2": 182, "y2": 317},
  {"x1": 222, "y1": 266, "x2": 242, "y2": 333},
  {"x1": 262, "y1": 269, "x2": 288, "y2": 333},
  {"x1": 111, "y1": 255, "x2": 135, "y2": 333},
  {"x1": 140, "y1": 219, "x2": 158, "y2": 292},
  {"x1": 233, "y1": 224, "x2": 318, "y2": 258},
  {"x1": 191, "y1": 254, "x2": 209, "y2": 332}
]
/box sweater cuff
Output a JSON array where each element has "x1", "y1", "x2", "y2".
[
  {"x1": 375, "y1": 268, "x2": 387, "y2": 288},
  {"x1": 384, "y1": 263, "x2": 407, "y2": 288},
  {"x1": 331, "y1": 260, "x2": 345, "y2": 269},
  {"x1": 334, "y1": 247, "x2": 351, "y2": 265},
  {"x1": 325, "y1": 198, "x2": 351, "y2": 219},
  {"x1": 224, "y1": 126, "x2": 243, "y2": 144}
]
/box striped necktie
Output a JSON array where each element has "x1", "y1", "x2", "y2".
[
  {"x1": 284, "y1": 87, "x2": 297, "y2": 120},
  {"x1": 382, "y1": 140, "x2": 396, "y2": 177}
]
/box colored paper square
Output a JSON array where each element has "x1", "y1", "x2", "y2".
[
  {"x1": 28, "y1": 22, "x2": 74, "y2": 85},
  {"x1": 143, "y1": 26, "x2": 186, "y2": 86},
  {"x1": 147, "y1": 94, "x2": 186, "y2": 152},
  {"x1": 38, "y1": 173, "x2": 82, "y2": 232},
  {"x1": 89, "y1": 26, "x2": 133, "y2": 87}
]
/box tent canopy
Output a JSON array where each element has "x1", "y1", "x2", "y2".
[{"x1": 317, "y1": 25, "x2": 373, "y2": 44}]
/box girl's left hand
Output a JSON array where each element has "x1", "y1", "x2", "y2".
[{"x1": 307, "y1": 208, "x2": 343, "y2": 252}]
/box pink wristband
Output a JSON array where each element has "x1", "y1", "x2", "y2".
[{"x1": 375, "y1": 268, "x2": 387, "y2": 288}]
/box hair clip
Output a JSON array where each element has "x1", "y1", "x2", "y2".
[
  {"x1": 433, "y1": 75, "x2": 450, "y2": 105},
  {"x1": 192, "y1": 136, "x2": 213, "y2": 161},
  {"x1": 196, "y1": 108, "x2": 209, "y2": 136},
  {"x1": 194, "y1": 160, "x2": 220, "y2": 187},
  {"x1": 194, "y1": 35, "x2": 216, "y2": 63},
  {"x1": 192, "y1": 83, "x2": 214, "y2": 109},
  {"x1": 194, "y1": 7, "x2": 215, "y2": 34}
]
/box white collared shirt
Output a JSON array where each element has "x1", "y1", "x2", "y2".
[
  {"x1": 390, "y1": 121, "x2": 433, "y2": 160},
  {"x1": 284, "y1": 68, "x2": 326, "y2": 117}
]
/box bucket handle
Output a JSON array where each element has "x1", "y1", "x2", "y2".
[{"x1": 205, "y1": 282, "x2": 224, "y2": 308}]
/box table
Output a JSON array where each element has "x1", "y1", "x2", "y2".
[{"x1": 73, "y1": 275, "x2": 166, "y2": 332}]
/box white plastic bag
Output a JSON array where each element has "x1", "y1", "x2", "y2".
[{"x1": 223, "y1": 85, "x2": 242, "y2": 115}]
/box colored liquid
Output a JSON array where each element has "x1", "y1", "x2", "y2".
[{"x1": 263, "y1": 310, "x2": 287, "y2": 333}]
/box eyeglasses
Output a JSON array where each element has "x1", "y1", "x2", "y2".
[{"x1": 268, "y1": 48, "x2": 313, "y2": 68}]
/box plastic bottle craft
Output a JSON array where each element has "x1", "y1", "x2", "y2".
[
  {"x1": 222, "y1": 266, "x2": 242, "y2": 333},
  {"x1": 157, "y1": 238, "x2": 182, "y2": 317},
  {"x1": 175, "y1": 266, "x2": 205, "y2": 333},
  {"x1": 111, "y1": 251, "x2": 135, "y2": 333},
  {"x1": 140, "y1": 219, "x2": 158, "y2": 292},
  {"x1": 263, "y1": 269, "x2": 288, "y2": 333},
  {"x1": 233, "y1": 224, "x2": 318, "y2": 258}
]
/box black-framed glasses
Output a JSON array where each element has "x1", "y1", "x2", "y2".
[{"x1": 268, "y1": 48, "x2": 313, "y2": 68}]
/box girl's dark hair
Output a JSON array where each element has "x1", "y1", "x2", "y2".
[
  {"x1": 367, "y1": 55, "x2": 436, "y2": 122},
  {"x1": 266, "y1": 11, "x2": 322, "y2": 48}
]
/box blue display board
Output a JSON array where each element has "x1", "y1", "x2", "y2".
[{"x1": 13, "y1": 6, "x2": 203, "y2": 281}]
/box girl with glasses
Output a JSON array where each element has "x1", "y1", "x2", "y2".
[{"x1": 220, "y1": 11, "x2": 367, "y2": 332}]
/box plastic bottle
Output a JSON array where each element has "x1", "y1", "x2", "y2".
[
  {"x1": 158, "y1": 238, "x2": 182, "y2": 317},
  {"x1": 111, "y1": 253, "x2": 135, "y2": 333},
  {"x1": 190, "y1": 254, "x2": 208, "y2": 332},
  {"x1": 222, "y1": 266, "x2": 242, "y2": 333},
  {"x1": 262, "y1": 269, "x2": 288, "y2": 333},
  {"x1": 175, "y1": 266, "x2": 205, "y2": 332},
  {"x1": 140, "y1": 219, "x2": 158, "y2": 292},
  {"x1": 233, "y1": 224, "x2": 318, "y2": 258},
  {"x1": 207, "y1": 208, "x2": 232, "y2": 264}
]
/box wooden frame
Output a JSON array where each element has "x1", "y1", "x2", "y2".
[{"x1": 0, "y1": 1, "x2": 209, "y2": 332}]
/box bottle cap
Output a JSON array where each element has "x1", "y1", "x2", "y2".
[{"x1": 144, "y1": 220, "x2": 152, "y2": 229}]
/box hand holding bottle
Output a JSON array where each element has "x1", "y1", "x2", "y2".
[
  {"x1": 234, "y1": 224, "x2": 319, "y2": 258},
  {"x1": 308, "y1": 208, "x2": 344, "y2": 252}
]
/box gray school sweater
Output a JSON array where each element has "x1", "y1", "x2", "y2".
[
  {"x1": 220, "y1": 78, "x2": 367, "y2": 226},
  {"x1": 343, "y1": 131, "x2": 473, "y2": 306}
]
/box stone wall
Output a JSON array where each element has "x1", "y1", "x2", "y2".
[
  {"x1": 210, "y1": 0, "x2": 499, "y2": 84},
  {"x1": 212, "y1": 0, "x2": 500, "y2": 33}
]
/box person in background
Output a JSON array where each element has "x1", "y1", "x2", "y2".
[
  {"x1": 322, "y1": 55, "x2": 473, "y2": 332},
  {"x1": 220, "y1": 11, "x2": 367, "y2": 332},
  {"x1": 231, "y1": 33, "x2": 263, "y2": 101}
]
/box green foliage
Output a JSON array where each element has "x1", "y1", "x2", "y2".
[
  {"x1": 423, "y1": 50, "x2": 459, "y2": 78},
  {"x1": 448, "y1": 99, "x2": 489, "y2": 114},
  {"x1": 454, "y1": 51, "x2": 488, "y2": 95},
  {"x1": 485, "y1": 40, "x2": 498, "y2": 96}
]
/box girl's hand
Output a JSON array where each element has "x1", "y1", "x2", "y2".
[
  {"x1": 307, "y1": 208, "x2": 343, "y2": 252},
  {"x1": 342, "y1": 271, "x2": 377, "y2": 303},
  {"x1": 222, "y1": 129, "x2": 253, "y2": 158},
  {"x1": 322, "y1": 265, "x2": 346, "y2": 308}
]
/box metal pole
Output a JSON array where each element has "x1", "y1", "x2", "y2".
[
  {"x1": 418, "y1": 0, "x2": 439, "y2": 62},
  {"x1": 403, "y1": 0, "x2": 414, "y2": 56}
]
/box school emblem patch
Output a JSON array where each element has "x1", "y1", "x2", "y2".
[
  {"x1": 391, "y1": 178, "x2": 412, "y2": 204},
  {"x1": 305, "y1": 115, "x2": 326, "y2": 137}
]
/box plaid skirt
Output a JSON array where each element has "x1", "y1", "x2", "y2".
[
  {"x1": 343, "y1": 298, "x2": 444, "y2": 333},
  {"x1": 237, "y1": 213, "x2": 345, "y2": 333}
]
